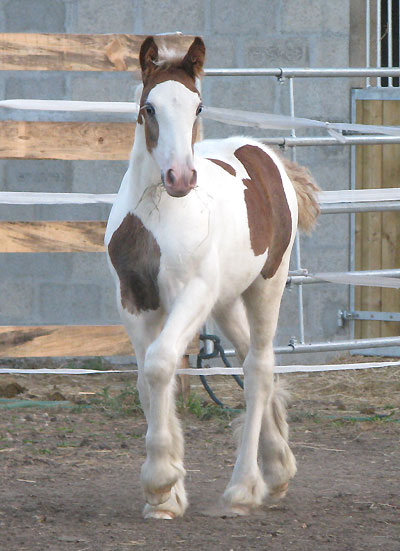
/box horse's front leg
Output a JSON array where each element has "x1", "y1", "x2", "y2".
[{"x1": 141, "y1": 276, "x2": 216, "y2": 518}]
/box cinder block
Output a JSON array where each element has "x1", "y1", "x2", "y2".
[
  {"x1": 140, "y1": 0, "x2": 205, "y2": 34},
  {"x1": 5, "y1": 73, "x2": 66, "y2": 100},
  {"x1": 32, "y1": 203, "x2": 112, "y2": 222},
  {"x1": 244, "y1": 36, "x2": 309, "y2": 68},
  {"x1": 39, "y1": 282, "x2": 102, "y2": 324},
  {"x1": 309, "y1": 34, "x2": 349, "y2": 67},
  {"x1": 70, "y1": 73, "x2": 139, "y2": 102},
  {"x1": 303, "y1": 285, "x2": 348, "y2": 340},
  {"x1": 71, "y1": 253, "x2": 110, "y2": 283},
  {"x1": 208, "y1": 75, "x2": 277, "y2": 113},
  {"x1": 209, "y1": 0, "x2": 276, "y2": 35},
  {"x1": 289, "y1": 79, "x2": 350, "y2": 121},
  {"x1": 305, "y1": 162, "x2": 349, "y2": 194},
  {"x1": 0, "y1": 254, "x2": 73, "y2": 281},
  {"x1": 0, "y1": 73, "x2": 6, "y2": 99},
  {"x1": 203, "y1": 75, "x2": 276, "y2": 138},
  {"x1": 74, "y1": 0, "x2": 134, "y2": 33},
  {"x1": 203, "y1": 35, "x2": 236, "y2": 68},
  {"x1": 4, "y1": 160, "x2": 73, "y2": 193},
  {"x1": 0, "y1": 4, "x2": 5, "y2": 32},
  {"x1": 4, "y1": 0, "x2": 65, "y2": 32},
  {"x1": 0, "y1": 204, "x2": 38, "y2": 222},
  {"x1": 101, "y1": 283, "x2": 121, "y2": 324},
  {"x1": 0, "y1": 280, "x2": 36, "y2": 324},
  {"x1": 72, "y1": 161, "x2": 128, "y2": 194},
  {"x1": 281, "y1": 0, "x2": 350, "y2": 34}
]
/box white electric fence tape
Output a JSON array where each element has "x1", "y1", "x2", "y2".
[
  {"x1": 2, "y1": 98, "x2": 400, "y2": 138},
  {"x1": 0, "y1": 192, "x2": 116, "y2": 205},
  {"x1": 1, "y1": 99, "x2": 399, "y2": 375},
  {"x1": 0, "y1": 359, "x2": 399, "y2": 376},
  {"x1": 302, "y1": 272, "x2": 400, "y2": 289}
]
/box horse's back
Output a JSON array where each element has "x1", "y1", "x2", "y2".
[{"x1": 196, "y1": 137, "x2": 298, "y2": 281}]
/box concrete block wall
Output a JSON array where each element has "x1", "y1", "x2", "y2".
[{"x1": 0, "y1": 0, "x2": 354, "y2": 361}]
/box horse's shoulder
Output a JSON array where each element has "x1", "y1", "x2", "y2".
[{"x1": 107, "y1": 211, "x2": 161, "y2": 314}]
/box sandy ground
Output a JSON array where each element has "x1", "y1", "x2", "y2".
[{"x1": 0, "y1": 357, "x2": 399, "y2": 551}]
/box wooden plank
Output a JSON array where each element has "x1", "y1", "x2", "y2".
[
  {"x1": 0, "y1": 33, "x2": 194, "y2": 72},
  {"x1": 381, "y1": 101, "x2": 400, "y2": 338},
  {"x1": 0, "y1": 326, "x2": 200, "y2": 358},
  {"x1": 358, "y1": 100, "x2": 383, "y2": 339},
  {"x1": 354, "y1": 100, "x2": 364, "y2": 339},
  {"x1": 0, "y1": 121, "x2": 134, "y2": 160},
  {"x1": 0, "y1": 221, "x2": 106, "y2": 253}
]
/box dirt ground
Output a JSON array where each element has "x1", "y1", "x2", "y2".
[{"x1": 0, "y1": 357, "x2": 399, "y2": 551}]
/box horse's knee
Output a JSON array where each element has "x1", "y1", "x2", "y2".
[
  {"x1": 144, "y1": 341, "x2": 177, "y2": 386},
  {"x1": 243, "y1": 349, "x2": 274, "y2": 395}
]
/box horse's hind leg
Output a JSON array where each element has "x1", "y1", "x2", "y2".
[
  {"x1": 222, "y1": 265, "x2": 296, "y2": 514},
  {"x1": 213, "y1": 297, "x2": 250, "y2": 363}
]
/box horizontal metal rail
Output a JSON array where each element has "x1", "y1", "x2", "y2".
[
  {"x1": 223, "y1": 336, "x2": 400, "y2": 356},
  {"x1": 205, "y1": 67, "x2": 400, "y2": 78},
  {"x1": 320, "y1": 201, "x2": 400, "y2": 213},
  {"x1": 261, "y1": 136, "x2": 400, "y2": 147},
  {"x1": 287, "y1": 269, "x2": 400, "y2": 285}
]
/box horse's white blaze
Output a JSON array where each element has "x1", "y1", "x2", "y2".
[
  {"x1": 105, "y1": 37, "x2": 318, "y2": 519},
  {"x1": 147, "y1": 81, "x2": 199, "y2": 174}
]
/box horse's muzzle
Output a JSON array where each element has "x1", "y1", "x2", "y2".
[{"x1": 163, "y1": 167, "x2": 197, "y2": 197}]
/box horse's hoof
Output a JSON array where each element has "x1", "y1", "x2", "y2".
[
  {"x1": 226, "y1": 504, "x2": 251, "y2": 516},
  {"x1": 270, "y1": 481, "x2": 289, "y2": 501},
  {"x1": 144, "y1": 509, "x2": 175, "y2": 520}
]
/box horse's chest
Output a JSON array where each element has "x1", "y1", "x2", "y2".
[{"x1": 107, "y1": 213, "x2": 161, "y2": 314}]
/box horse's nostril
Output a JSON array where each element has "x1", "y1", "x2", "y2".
[
  {"x1": 167, "y1": 169, "x2": 176, "y2": 185},
  {"x1": 191, "y1": 170, "x2": 197, "y2": 187}
]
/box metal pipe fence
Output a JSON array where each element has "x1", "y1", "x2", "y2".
[{"x1": 1, "y1": 10, "x2": 399, "y2": 361}]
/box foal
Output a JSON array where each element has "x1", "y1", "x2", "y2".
[{"x1": 105, "y1": 36, "x2": 319, "y2": 519}]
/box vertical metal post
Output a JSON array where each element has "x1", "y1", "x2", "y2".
[
  {"x1": 366, "y1": 0, "x2": 371, "y2": 87},
  {"x1": 288, "y1": 77, "x2": 305, "y2": 343},
  {"x1": 377, "y1": 0, "x2": 382, "y2": 87},
  {"x1": 388, "y1": 0, "x2": 393, "y2": 87},
  {"x1": 349, "y1": 91, "x2": 357, "y2": 342}
]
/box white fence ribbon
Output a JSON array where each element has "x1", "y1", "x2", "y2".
[
  {"x1": 0, "y1": 192, "x2": 116, "y2": 205},
  {"x1": 0, "y1": 99, "x2": 139, "y2": 115},
  {"x1": 2, "y1": 98, "x2": 400, "y2": 138},
  {"x1": 0, "y1": 359, "x2": 399, "y2": 376},
  {"x1": 308, "y1": 272, "x2": 400, "y2": 289}
]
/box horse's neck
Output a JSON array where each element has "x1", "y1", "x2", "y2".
[{"x1": 127, "y1": 126, "x2": 161, "y2": 205}]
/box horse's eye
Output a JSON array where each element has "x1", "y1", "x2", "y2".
[
  {"x1": 145, "y1": 103, "x2": 155, "y2": 116},
  {"x1": 196, "y1": 104, "x2": 203, "y2": 116}
]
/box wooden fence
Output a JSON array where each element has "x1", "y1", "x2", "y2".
[
  {"x1": 355, "y1": 98, "x2": 400, "y2": 339},
  {"x1": 0, "y1": 33, "x2": 198, "y2": 359}
]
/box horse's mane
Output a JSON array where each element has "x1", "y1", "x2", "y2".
[{"x1": 153, "y1": 45, "x2": 186, "y2": 70}]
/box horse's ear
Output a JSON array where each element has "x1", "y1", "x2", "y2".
[
  {"x1": 181, "y1": 37, "x2": 205, "y2": 79},
  {"x1": 139, "y1": 36, "x2": 159, "y2": 79}
]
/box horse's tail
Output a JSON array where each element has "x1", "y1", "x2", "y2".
[{"x1": 280, "y1": 157, "x2": 320, "y2": 233}]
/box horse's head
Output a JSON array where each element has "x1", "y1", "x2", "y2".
[{"x1": 138, "y1": 36, "x2": 205, "y2": 198}]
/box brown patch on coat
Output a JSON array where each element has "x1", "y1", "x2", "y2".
[
  {"x1": 192, "y1": 119, "x2": 199, "y2": 149},
  {"x1": 108, "y1": 213, "x2": 161, "y2": 314},
  {"x1": 207, "y1": 158, "x2": 236, "y2": 176},
  {"x1": 234, "y1": 145, "x2": 292, "y2": 279},
  {"x1": 140, "y1": 108, "x2": 159, "y2": 152},
  {"x1": 278, "y1": 156, "x2": 320, "y2": 233}
]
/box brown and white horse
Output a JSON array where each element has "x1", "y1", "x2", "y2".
[{"x1": 105, "y1": 36, "x2": 319, "y2": 519}]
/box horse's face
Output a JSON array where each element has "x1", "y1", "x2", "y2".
[{"x1": 138, "y1": 36, "x2": 205, "y2": 198}]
